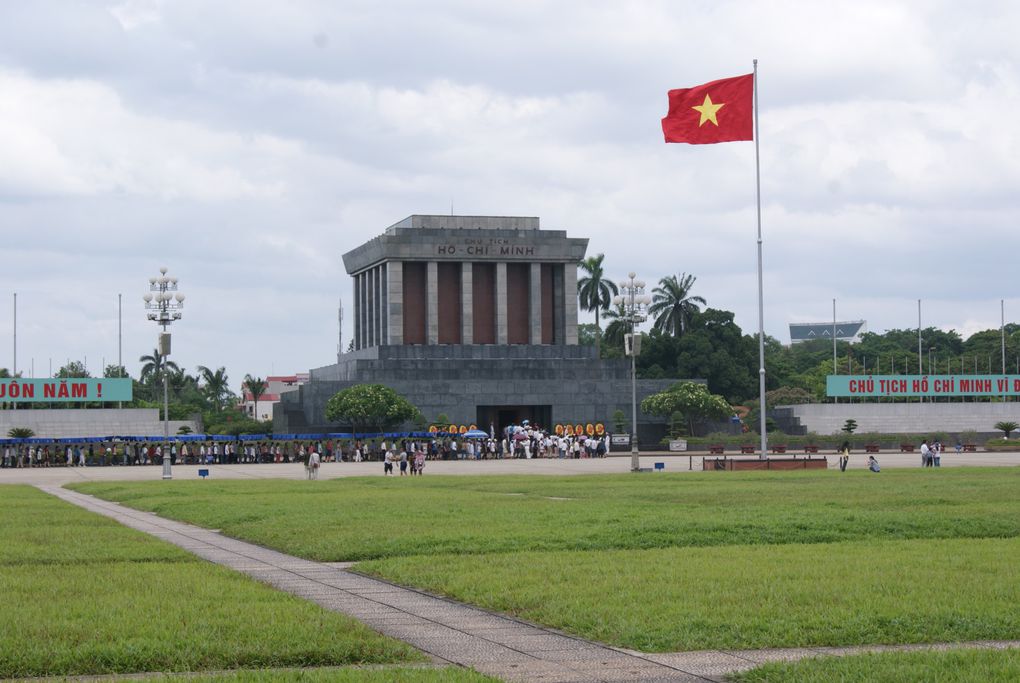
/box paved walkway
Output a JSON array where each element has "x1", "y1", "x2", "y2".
[
  {"x1": 6, "y1": 449, "x2": 1020, "y2": 486},
  {"x1": 39, "y1": 485, "x2": 1019, "y2": 682}
]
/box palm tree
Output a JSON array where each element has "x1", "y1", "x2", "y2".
[
  {"x1": 601, "y1": 302, "x2": 630, "y2": 350},
  {"x1": 243, "y1": 374, "x2": 267, "y2": 421},
  {"x1": 167, "y1": 367, "x2": 199, "y2": 399},
  {"x1": 197, "y1": 366, "x2": 231, "y2": 411},
  {"x1": 649, "y1": 273, "x2": 706, "y2": 337},
  {"x1": 138, "y1": 349, "x2": 180, "y2": 399},
  {"x1": 577, "y1": 253, "x2": 618, "y2": 357}
]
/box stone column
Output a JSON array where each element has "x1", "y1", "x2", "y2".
[
  {"x1": 368, "y1": 268, "x2": 377, "y2": 347},
  {"x1": 427, "y1": 261, "x2": 439, "y2": 345},
  {"x1": 553, "y1": 264, "x2": 565, "y2": 345},
  {"x1": 378, "y1": 265, "x2": 387, "y2": 345},
  {"x1": 496, "y1": 262, "x2": 508, "y2": 345},
  {"x1": 386, "y1": 261, "x2": 404, "y2": 345},
  {"x1": 529, "y1": 262, "x2": 542, "y2": 345},
  {"x1": 374, "y1": 266, "x2": 382, "y2": 346},
  {"x1": 363, "y1": 271, "x2": 371, "y2": 350},
  {"x1": 461, "y1": 263, "x2": 473, "y2": 344},
  {"x1": 564, "y1": 262, "x2": 579, "y2": 345}
]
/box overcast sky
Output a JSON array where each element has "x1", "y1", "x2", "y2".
[{"x1": 2, "y1": 0, "x2": 1019, "y2": 387}]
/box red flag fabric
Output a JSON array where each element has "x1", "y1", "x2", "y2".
[{"x1": 661, "y1": 74, "x2": 753, "y2": 144}]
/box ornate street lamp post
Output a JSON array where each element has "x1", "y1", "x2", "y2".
[
  {"x1": 143, "y1": 267, "x2": 184, "y2": 480},
  {"x1": 613, "y1": 273, "x2": 650, "y2": 472}
]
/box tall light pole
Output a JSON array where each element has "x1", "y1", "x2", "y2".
[
  {"x1": 832, "y1": 299, "x2": 837, "y2": 404},
  {"x1": 144, "y1": 267, "x2": 184, "y2": 480},
  {"x1": 613, "y1": 273, "x2": 650, "y2": 472}
]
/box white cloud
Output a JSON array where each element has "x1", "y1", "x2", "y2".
[{"x1": 0, "y1": 0, "x2": 1019, "y2": 383}]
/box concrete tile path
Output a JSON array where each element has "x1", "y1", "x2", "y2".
[
  {"x1": 5, "y1": 447, "x2": 1020, "y2": 488},
  {"x1": 36, "y1": 484, "x2": 1020, "y2": 682}
]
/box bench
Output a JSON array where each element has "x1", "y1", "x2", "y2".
[
  {"x1": 803, "y1": 445, "x2": 819, "y2": 454},
  {"x1": 865, "y1": 444, "x2": 880, "y2": 454},
  {"x1": 899, "y1": 443, "x2": 914, "y2": 453},
  {"x1": 770, "y1": 445, "x2": 787, "y2": 454},
  {"x1": 708, "y1": 444, "x2": 725, "y2": 455},
  {"x1": 740, "y1": 444, "x2": 756, "y2": 454},
  {"x1": 963, "y1": 444, "x2": 978, "y2": 452}
]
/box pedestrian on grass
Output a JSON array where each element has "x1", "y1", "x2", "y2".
[{"x1": 868, "y1": 455, "x2": 881, "y2": 473}]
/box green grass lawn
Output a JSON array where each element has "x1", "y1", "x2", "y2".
[
  {"x1": 358, "y1": 537, "x2": 1020, "y2": 651},
  {"x1": 73, "y1": 469, "x2": 1020, "y2": 560},
  {"x1": 0, "y1": 485, "x2": 426, "y2": 678},
  {"x1": 73, "y1": 469, "x2": 1020, "y2": 652},
  {"x1": 730, "y1": 648, "x2": 1020, "y2": 682}
]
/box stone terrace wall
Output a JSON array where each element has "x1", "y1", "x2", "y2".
[
  {"x1": 782, "y1": 403, "x2": 1020, "y2": 435},
  {"x1": 0, "y1": 409, "x2": 199, "y2": 438}
]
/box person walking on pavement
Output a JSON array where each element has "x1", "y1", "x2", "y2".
[{"x1": 306, "y1": 448, "x2": 320, "y2": 480}]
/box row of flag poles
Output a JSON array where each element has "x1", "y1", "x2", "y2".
[{"x1": 660, "y1": 61, "x2": 768, "y2": 458}]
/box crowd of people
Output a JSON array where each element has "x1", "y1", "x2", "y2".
[{"x1": 0, "y1": 424, "x2": 612, "y2": 469}]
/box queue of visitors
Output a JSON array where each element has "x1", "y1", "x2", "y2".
[{"x1": 0, "y1": 424, "x2": 611, "y2": 468}]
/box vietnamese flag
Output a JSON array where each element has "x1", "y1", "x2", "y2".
[{"x1": 661, "y1": 74, "x2": 753, "y2": 144}]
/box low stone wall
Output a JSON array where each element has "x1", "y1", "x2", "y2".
[
  {"x1": 780, "y1": 403, "x2": 1020, "y2": 435},
  {"x1": 0, "y1": 409, "x2": 199, "y2": 438}
]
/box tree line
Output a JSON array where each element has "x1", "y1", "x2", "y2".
[
  {"x1": 577, "y1": 253, "x2": 1020, "y2": 406},
  {"x1": 0, "y1": 354, "x2": 273, "y2": 435}
]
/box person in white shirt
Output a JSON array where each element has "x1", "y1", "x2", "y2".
[{"x1": 920, "y1": 439, "x2": 932, "y2": 467}]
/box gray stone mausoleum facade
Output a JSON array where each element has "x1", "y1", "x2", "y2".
[{"x1": 275, "y1": 215, "x2": 677, "y2": 442}]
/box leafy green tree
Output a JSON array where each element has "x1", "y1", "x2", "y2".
[
  {"x1": 325, "y1": 384, "x2": 422, "y2": 433},
  {"x1": 640, "y1": 381, "x2": 730, "y2": 436},
  {"x1": 765, "y1": 386, "x2": 816, "y2": 405},
  {"x1": 103, "y1": 364, "x2": 128, "y2": 378},
  {"x1": 54, "y1": 361, "x2": 91, "y2": 378},
  {"x1": 636, "y1": 309, "x2": 757, "y2": 402},
  {"x1": 577, "y1": 253, "x2": 618, "y2": 358},
  {"x1": 648, "y1": 273, "x2": 706, "y2": 338},
  {"x1": 842, "y1": 419, "x2": 858, "y2": 434},
  {"x1": 576, "y1": 323, "x2": 600, "y2": 348},
  {"x1": 242, "y1": 375, "x2": 267, "y2": 421}
]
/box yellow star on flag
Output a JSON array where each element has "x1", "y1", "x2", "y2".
[{"x1": 692, "y1": 94, "x2": 725, "y2": 127}]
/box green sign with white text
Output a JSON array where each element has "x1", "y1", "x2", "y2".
[
  {"x1": 827, "y1": 374, "x2": 1020, "y2": 398},
  {"x1": 0, "y1": 378, "x2": 132, "y2": 402}
]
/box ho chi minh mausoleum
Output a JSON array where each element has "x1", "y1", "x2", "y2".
[{"x1": 275, "y1": 215, "x2": 678, "y2": 442}]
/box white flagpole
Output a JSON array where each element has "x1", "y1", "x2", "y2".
[{"x1": 754, "y1": 59, "x2": 767, "y2": 459}]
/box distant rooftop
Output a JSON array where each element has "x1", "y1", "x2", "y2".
[
  {"x1": 789, "y1": 320, "x2": 867, "y2": 344},
  {"x1": 385, "y1": 215, "x2": 539, "y2": 234}
]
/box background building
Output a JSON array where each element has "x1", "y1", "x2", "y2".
[
  {"x1": 240, "y1": 374, "x2": 310, "y2": 421},
  {"x1": 275, "y1": 215, "x2": 680, "y2": 443},
  {"x1": 789, "y1": 320, "x2": 867, "y2": 345}
]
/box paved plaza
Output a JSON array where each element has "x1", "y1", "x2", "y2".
[{"x1": 4, "y1": 450, "x2": 1020, "y2": 485}]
